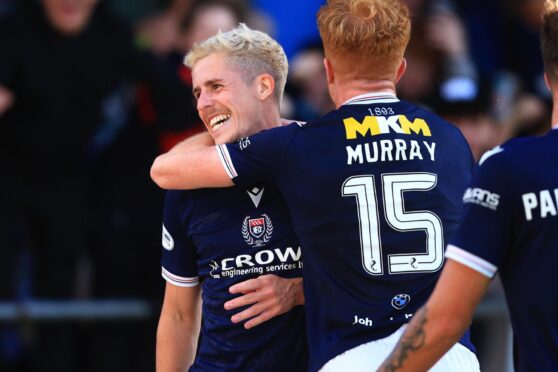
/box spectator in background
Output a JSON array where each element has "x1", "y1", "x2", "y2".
[
  {"x1": 0, "y1": 0, "x2": 194, "y2": 370},
  {"x1": 284, "y1": 44, "x2": 334, "y2": 121}
]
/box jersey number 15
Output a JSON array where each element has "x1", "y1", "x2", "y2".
[{"x1": 342, "y1": 173, "x2": 444, "y2": 275}]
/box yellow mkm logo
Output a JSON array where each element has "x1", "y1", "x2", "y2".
[{"x1": 343, "y1": 115, "x2": 431, "y2": 139}]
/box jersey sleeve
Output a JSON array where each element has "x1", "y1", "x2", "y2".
[
  {"x1": 160, "y1": 191, "x2": 199, "y2": 287},
  {"x1": 446, "y1": 151, "x2": 514, "y2": 279},
  {"x1": 216, "y1": 123, "x2": 298, "y2": 186}
]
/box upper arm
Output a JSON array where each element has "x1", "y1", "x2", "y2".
[
  {"x1": 161, "y1": 281, "x2": 201, "y2": 319},
  {"x1": 151, "y1": 146, "x2": 233, "y2": 190}
]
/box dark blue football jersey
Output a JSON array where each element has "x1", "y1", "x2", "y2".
[
  {"x1": 447, "y1": 128, "x2": 558, "y2": 372},
  {"x1": 217, "y1": 92, "x2": 475, "y2": 371},
  {"x1": 161, "y1": 183, "x2": 307, "y2": 371}
]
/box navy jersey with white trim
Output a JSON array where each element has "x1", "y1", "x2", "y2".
[
  {"x1": 161, "y1": 184, "x2": 307, "y2": 371},
  {"x1": 448, "y1": 129, "x2": 558, "y2": 371},
  {"x1": 218, "y1": 93, "x2": 475, "y2": 371}
]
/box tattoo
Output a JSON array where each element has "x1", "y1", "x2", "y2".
[{"x1": 378, "y1": 307, "x2": 429, "y2": 372}]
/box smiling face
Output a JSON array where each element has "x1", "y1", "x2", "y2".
[{"x1": 192, "y1": 53, "x2": 266, "y2": 145}]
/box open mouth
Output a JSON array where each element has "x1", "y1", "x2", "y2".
[{"x1": 209, "y1": 114, "x2": 231, "y2": 132}]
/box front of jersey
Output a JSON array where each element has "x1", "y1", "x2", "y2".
[
  {"x1": 447, "y1": 129, "x2": 558, "y2": 371},
  {"x1": 217, "y1": 92, "x2": 475, "y2": 371},
  {"x1": 161, "y1": 184, "x2": 307, "y2": 371}
]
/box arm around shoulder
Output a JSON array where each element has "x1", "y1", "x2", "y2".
[{"x1": 151, "y1": 146, "x2": 234, "y2": 190}]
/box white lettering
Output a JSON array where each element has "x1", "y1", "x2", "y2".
[
  {"x1": 409, "y1": 141, "x2": 423, "y2": 160},
  {"x1": 347, "y1": 145, "x2": 363, "y2": 165},
  {"x1": 522, "y1": 193, "x2": 538, "y2": 221},
  {"x1": 380, "y1": 140, "x2": 394, "y2": 162},
  {"x1": 423, "y1": 141, "x2": 436, "y2": 161},
  {"x1": 540, "y1": 190, "x2": 557, "y2": 218},
  {"x1": 275, "y1": 246, "x2": 302, "y2": 263}
]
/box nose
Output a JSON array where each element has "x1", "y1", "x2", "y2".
[{"x1": 197, "y1": 90, "x2": 213, "y2": 111}]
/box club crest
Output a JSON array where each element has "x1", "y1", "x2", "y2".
[{"x1": 242, "y1": 214, "x2": 273, "y2": 247}]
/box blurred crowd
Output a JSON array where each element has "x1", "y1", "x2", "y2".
[{"x1": 0, "y1": 0, "x2": 550, "y2": 371}]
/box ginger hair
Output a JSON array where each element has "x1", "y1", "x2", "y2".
[{"x1": 317, "y1": 0, "x2": 411, "y2": 80}]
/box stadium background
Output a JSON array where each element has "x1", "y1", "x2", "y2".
[{"x1": 0, "y1": 0, "x2": 547, "y2": 370}]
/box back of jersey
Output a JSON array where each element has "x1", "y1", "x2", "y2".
[
  {"x1": 449, "y1": 129, "x2": 558, "y2": 371},
  {"x1": 220, "y1": 92, "x2": 474, "y2": 370},
  {"x1": 279, "y1": 94, "x2": 473, "y2": 369}
]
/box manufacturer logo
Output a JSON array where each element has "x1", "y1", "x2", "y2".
[
  {"x1": 391, "y1": 294, "x2": 411, "y2": 310},
  {"x1": 247, "y1": 186, "x2": 264, "y2": 208},
  {"x1": 242, "y1": 214, "x2": 273, "y2": 247},
  {"x1": 162, "y1": 224, "x2": 174, "y2": 251}
]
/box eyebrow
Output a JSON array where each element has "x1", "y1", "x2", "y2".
[{"x1": 192, "y1": 78, "x2": 225, "y2": 97}]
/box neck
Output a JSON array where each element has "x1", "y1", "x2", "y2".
[{"x1": 332, "y1": 79, "x2": 397, "y2": 108}]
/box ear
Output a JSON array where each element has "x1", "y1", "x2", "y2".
[
  {"x1": 257, "y1": 74, "x2": 275, "y2": 101},
  {"x1": 324, "y1": 57, "x2": 334, "y2": 85},
  {"x1": 394, "y1": 58, "x2": 407, "y2": 84}
]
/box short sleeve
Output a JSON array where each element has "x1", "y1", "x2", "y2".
[
  {"x1": 160, "y1": 191, "x2": 199, "y2": 287},
  {"x1": 216, "y1": 123, "x2": 298, "y2": 187},
  {"x1": 446, "y1": 153, "x2": 514, "y2": 279}
]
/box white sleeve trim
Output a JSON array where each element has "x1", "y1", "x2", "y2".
[
  {"x1": 445, "y1": 244, "x2": 498, "y2": 279},
  {"x1": 216, "y1": 145, "x2": 238, "y2": 178},
  {"x1": 161, "y1": 267, "x2": 199, "y2": 287}
]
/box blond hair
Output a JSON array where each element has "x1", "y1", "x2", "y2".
[
  {"x1": 184, "y1": 23, "x2": 288, "y2": 102},
  {"x1": 317, "y1": 0, "x2": 411, "y2": 80}
]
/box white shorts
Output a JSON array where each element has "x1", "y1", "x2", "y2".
[{"x1": 320, "y1": 325, "x2": 480, "y2": 371}]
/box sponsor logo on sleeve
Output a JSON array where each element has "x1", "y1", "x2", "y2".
[
  {"x1": 462, "y1": 187, "x2": 500, "y2": 210},
  {"x1": 162, "y1": 224, "x2": 174, "y2": 251},
  {"x1": 239, "y1": 137, "x2": 251, "y2": 150}
]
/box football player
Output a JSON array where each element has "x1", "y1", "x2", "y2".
[
  {"x1": 379, "y1": 1, "x2": 558, "y2": 371},
  {"x1": 152, "y1": 1, "x2": 479, "y2": 370},
  {"x1": 155, "y1": 25, "x2": 307, "y2": 371}
]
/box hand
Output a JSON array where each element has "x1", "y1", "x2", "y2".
[{"x1": 224, "y1": 275, "x2": 304, "y2": 329}]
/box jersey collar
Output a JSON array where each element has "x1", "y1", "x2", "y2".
[{"x1": 342, "y1": 91, "x2": 399, "y2": 106}]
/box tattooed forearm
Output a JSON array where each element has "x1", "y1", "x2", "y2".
[{"x1": 377, "y1": 307, "x2": 429, "y2": 372}]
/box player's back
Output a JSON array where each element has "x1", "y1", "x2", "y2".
[
  {"x1": 454, "y1": 130, "x2": 558, "y2": 371},
  {"x1": 283, "y1": 94, "x2": 474, "y2": 369},
  {"x1": 219, "y1": 92, "x2": 475, "y2": 370}
]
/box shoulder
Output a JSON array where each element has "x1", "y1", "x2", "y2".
[{"x1": 478, "y1": 135, "x2": 543, "y2": 169}]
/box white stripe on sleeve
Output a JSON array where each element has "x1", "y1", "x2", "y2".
[
  {"x1": 161, "y1": 267, "x2": 199, "y2": 287},
  {"x1": 445, "y1": 244, "x2": 498, "y2": 279},
  {"x1": 216, "y1": 145, "x2": 238, "y2": 178}
]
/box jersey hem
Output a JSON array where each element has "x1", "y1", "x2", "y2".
[{"x1": 445, "y1": 245, "x2": 497, "y2": 279}]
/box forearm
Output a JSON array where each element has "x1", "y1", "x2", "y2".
[
  {"x1": 156, "y1": 311, "x2": 200, "y2": 372},
  {"x1": 167, "y1": 132, "x2": 215, "y2": 154},
  {"x1": 290, "y1": 277, "x2": 305, "y2": 306},
  {"x1": 378, "y1": 306, "x2": 467, "y2": 371}
]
